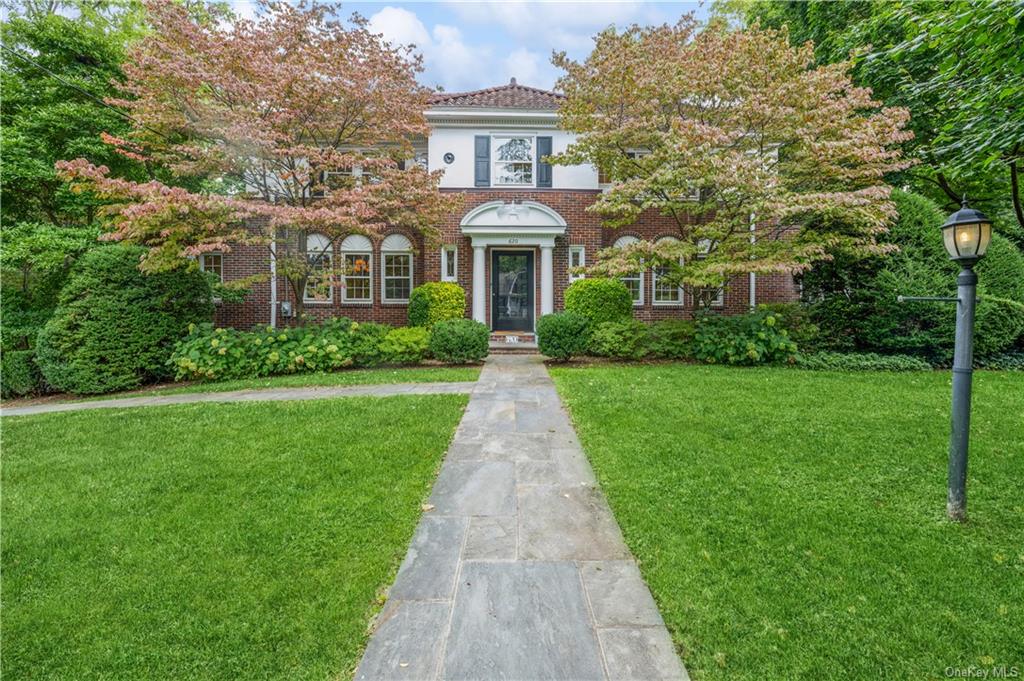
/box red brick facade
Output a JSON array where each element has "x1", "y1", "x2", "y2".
[{"x1": 212, "y1": 189, "x2": 797, "y2": 329}]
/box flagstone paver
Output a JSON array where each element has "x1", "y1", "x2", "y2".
[
  {"x1": 0, "y1": 381, "x2": 476, "y2": 417},
  {"x1": 356, "y1": 354, "x2": 688, "y2": 681}
]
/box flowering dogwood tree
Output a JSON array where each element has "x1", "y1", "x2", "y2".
[
  {"x1": 58, "y1": 0, "x2": 457, "y2": 320},
  {"x1": 551, "y1": 19, "x2": 914, "y2": 298}
]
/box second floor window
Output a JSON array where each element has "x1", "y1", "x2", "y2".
[{"x1": 493, "y1": 136, "x2": 534, "y2": 186}]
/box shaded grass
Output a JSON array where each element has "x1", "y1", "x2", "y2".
[
  {"x1": 1, "y1": 395, "x2": 468, "y2": 679},
  {"x1": 550, "y1": 364, "x2": 1024, "y2": 680},
  {"x1": 82, "y1": 365, "x2": 481, "y2": 400}
]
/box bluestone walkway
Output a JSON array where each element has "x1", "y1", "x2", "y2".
[
  {"x1": 356, "y1": 354, "x2": 688, "y2": 681},
  {"x1": 0, "y1": 381, "x2": 476, "y2": 417}
]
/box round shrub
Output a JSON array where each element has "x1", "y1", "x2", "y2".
[
  {"x1": 380, "y1": 326, "x2": 430, "y2": 365},
  {"x1": 36, "y1": 246, "x2": 213, "y2": 394},
  {"x1": 564, "y1": 278, "x2": 633, "y2": 326},
  {"x1": 408, "y1": 282, "x2": 466, "y2": 328},
  {"x1": 1, "y1": 349, "x2": 43, "y2": 398},
  {"x1": 647, "y1": 319, "x2": 695, "y2": 359},
  {"x1": 589, "y1": 319, "x2": 650, "y2": 360},
  {"x1": 429, "y1": 318, "x2": 489, "y2": 364},
  {"x1": 536, "y1": 312, "x2": 590, "y2": 361}
]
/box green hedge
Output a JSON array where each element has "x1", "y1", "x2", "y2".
[
  {"x1": 564, "y1": 278, "x2": 633, "y2": 326},
  {"x1": 804, "y1": 191, "x2": 1024, "y2": 360},
  {"x1": 1, "y1": 349, "x2": 43, "y2": 398},
  {"x1": 692, "y1": 311, "x2": 797, "y2": 365},
  {"x1": 408, "y1": 282, "x2": 466, "y2": 328},
  {"x1": 428, "y1": 319, "x2": 489, "y2": 364},
  {"x1": 646, "y1": 320, "x2": 695, "y2": 359},
  {"x1": 171, "y1": 319, "x2": 444, "y2": 381},
  {"x1": 36, "y1": 246, "x2": 214, "y2": 394},
  {"x1": 536, "y1": 312, "x2": 590, "y2": 361}
]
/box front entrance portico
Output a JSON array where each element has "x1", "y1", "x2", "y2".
[{"x1": 460, "y1": 200, "x2": 567, "y2": 329}]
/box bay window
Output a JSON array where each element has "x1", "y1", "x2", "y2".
[
  {"x1": 340, "y1": 234, "x2": 373, "y2": 304},
  {"x1": 382, "y1": 234, "x2": 414, "y2": 303}
]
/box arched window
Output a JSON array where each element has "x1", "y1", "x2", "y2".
[
  {"x1": 304, "y1": 233, "x2": 333, "y2": 303},
  {"x1": 652, "y1": 236, "x2": 683, "y2": 305},
  {"x1": 613, "y1": 235, "x2": 643, "y2": 306},
  {"x1": 381, "y1": 234, "x2": 414, "y2": 303},
  {"x1": 340, "y1": 235, "x2": 373, "y2": 304}
]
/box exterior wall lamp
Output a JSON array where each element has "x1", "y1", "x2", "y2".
[{"x1": 901, "y1": 198, "x2": 992, "y2": 521}]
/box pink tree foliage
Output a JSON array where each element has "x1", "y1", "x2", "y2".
[
  {"x1": 58, "y1": 0, "x2": 458, "y2": 317},
  {"x1": 551, "y1": 19, "x2": 915, "y2": 296}
]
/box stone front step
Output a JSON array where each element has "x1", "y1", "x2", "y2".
[{"x1": 489, "y1": 332, "x2": 536, "y2": 344}]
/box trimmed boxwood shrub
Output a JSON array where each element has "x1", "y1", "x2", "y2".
[
  {"x1": 408, "y1": 282, "x2": 466, "y2": 328},
  {"x1": 379, "y1": 326, "x2": 430, "y2": 365},
  {"x1": 794, "y1": 351, "x2": 931, "y2": 372},
  {"x1": 589, "y1": 319, "x2": 650, "y2": 360},
  {"x1": 564, "y1": 278, "x2": 633, "y2": 326},
  {"x1": 1, "y1": 349, "x2": 43, "y2": 398},
  {"x1": 647, "y1": 320, "x2": 695, "y2": 359},
  {"x1": 537, "y1": 312, "x2": 590, "y2": 361},
  {"x1": 693, "y1": 310, "x2": 797, "y2": 365},
  {"x1": 429, "y1": 318, "x2": 489, "y2": 364},
  {"x1": 36, "y1": 246, "x2": 213, "y2": 394}
]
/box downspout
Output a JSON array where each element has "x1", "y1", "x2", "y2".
[
  {"x1": 269, "y1": 241, "x2": 278, "y2": 329},
  {"x1": 748, "y1": 212, "x2": 756, "y2": 310}
]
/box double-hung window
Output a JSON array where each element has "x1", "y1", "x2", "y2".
[
  {"x1": 493, "y1": 136, "x2": 534, "y2": 186},
  {"x1": 568, "y1": 246, "x2": 585, "y2": 282},
  {"x1": 340, "y1": 234, "x2": 372, "y2": 304},
  {"x1": 382, "y1": 234, "x2": 414, "y2": 303},
  {"x1": 199, "y1": 253, "x2": 223, "y2": 281},
  {"x1": 441, "y1": 245, "x2": 458, "y2": 282},
  {"x1": 652, "y1": 237, "x2": 683, "y2": 305},
  {"x1": 613, "y1": 235, "x2": 643, "y2": 306},
  {"x1": 695, "y1": 238, "x2": 725, "y2": 307},
  {"x1": 304, "y1": 233, "x2": 333, "y2": 303}
]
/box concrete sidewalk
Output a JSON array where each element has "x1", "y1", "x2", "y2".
[
  {"x1": 356, "y1": 355, "x2": 687, "y2": 681},
  {"x1": 0, "y1": 381, "x2": 477, "y2": 417}
]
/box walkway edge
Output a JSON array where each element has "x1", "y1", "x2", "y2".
[{"x1": 1, "y1": 381, "x2": 477, "y2": 417}]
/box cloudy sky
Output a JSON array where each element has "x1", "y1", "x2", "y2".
[{"x1": 231, "y1": 1, "x2": 710, "y2": 93}]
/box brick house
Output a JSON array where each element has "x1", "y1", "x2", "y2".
[{"x1": 203, "y1": 79, "x2": 797, "y2": 334}]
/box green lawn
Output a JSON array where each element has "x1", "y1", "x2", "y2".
[
  {"x1": 1, "y1": 395, "x2": 468, "y2": 679},
  {"x1": 77, "y1": 365, "x2": 481, "y2": 401},
  {"x1": 549, "y1": 364, "x2": 1024, "y2": 680}
]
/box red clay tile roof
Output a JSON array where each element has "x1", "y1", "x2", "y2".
[{"x1": 429, "y1": 78, "x2": 564, "y2": 110}]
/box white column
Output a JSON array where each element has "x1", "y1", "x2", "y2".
[
  {"x1": 541, "y1": 244, "x2": 554, "y2": 316},
  {"x1": 472, "y1": 245, "x2": 487, "y2": 324}
]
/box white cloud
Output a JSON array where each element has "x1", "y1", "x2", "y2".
[
  {"x1": 367, "y1": 6, "x2": 430, "y2": 48},
  {"x1": 368, "y1": 6, "x2": 495, "y2": 92},
  {"x1": 502, "y1": 48, "x2": 552, "y2": 89}
]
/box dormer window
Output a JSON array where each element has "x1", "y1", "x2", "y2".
[{"x1": 493, "y1": 136, "x2": 534, "y2": 186}]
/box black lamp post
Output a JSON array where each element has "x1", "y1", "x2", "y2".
[{"x1": 940, "y1": 198, "x2": 992, "y2": 522}]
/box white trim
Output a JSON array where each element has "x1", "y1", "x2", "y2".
[
  {"x1": 460, "y1": 200, "x2": 567, "y2": 246},
  {"x1": 568, "y1": 245, "x2": 585, "y2": 282},
  {"x1": 341, "y1": 251, "x2": 373, "y2": 305},
  {"x1": 441, "y1": 245, "x2": 458, "y2": 282},
  {"x1": 381, "y1": 251, "x2": 413, "y2": 304},
  {"x1": 492, "y1": 134, "x2": 536, "y2": 188}
]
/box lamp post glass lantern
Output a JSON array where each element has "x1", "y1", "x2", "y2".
[{"x1": 941, "y1": 198, "x2": 991, "y2": 522}]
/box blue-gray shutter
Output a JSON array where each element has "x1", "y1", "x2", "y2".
[
  {"x1": 474, "y1": 136, "x2": 490, "y2": 187},
  {"x1": 536, "y1": 136, "x2": 553, "y2": 188}
]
